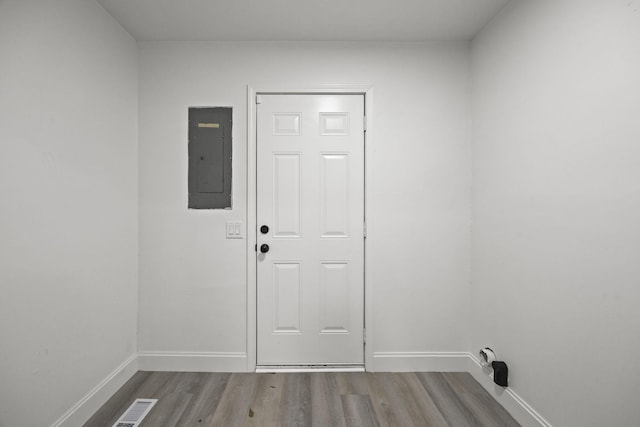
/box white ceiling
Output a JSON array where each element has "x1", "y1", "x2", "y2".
[{"x1": 97, "y1": 0, "x2": 510, "y2": 42}]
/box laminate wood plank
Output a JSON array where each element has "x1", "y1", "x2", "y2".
[
  {"x1": 332, "y1": 372, "x2": 370, "y2": 395},
  {"x1": 310, "y1": 373, "x2": 346, "y2": 427},
  {"x1": 208, "y1": 373, "x2": 258, "y2": 427},
  {"x1": 416, "y1": 372, "x2": 479, "y2": 427},
  {"x1": 398, "y1": 372, "x2": 450, "y2": 427},
  {"x1": 363, "y1": 372, "x2": 404, "y2": 427},
  {"x1": 442, "y1": 372, "x2": 520, "y2": 427},
  {"x1": 279, "y1": 373, "x2": 312, "y2": 426},
  {"x1": 140, "y1": 371, "x2": 194, "y2": 426},
  {"x1": 341, "y1": 394, "x2": 380, "y2": 427},
  {"x1": 244, "y1": 373, "x2": 285, "y2": 426},
  {"x1": 176, "y1": 373, "x2": 231, "y2": 426},
  {"x1": 128, "y1": 372, "x2": 201, "y2": 426},
  {"x1": 372, "y1": 372, "x2": 449, "y2": 427},
  {"x1": 142, "y1": 372, "x2": 225, "y2": 426},
  {"x1": 140, "y1": 388, "x2": 192, "y2": 426},
  {"x1": 133, "y1": 371, "x2": 180, "y2": 401}
]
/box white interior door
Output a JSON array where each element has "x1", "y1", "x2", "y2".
[{"x1": 256, "y1": 94, "x2": 365, "y2": 366}]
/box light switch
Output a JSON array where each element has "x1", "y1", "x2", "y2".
[{"x1": 226, "y1": 221, "x2": 243, "y2": 239}]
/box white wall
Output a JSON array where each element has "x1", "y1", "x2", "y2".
[
  {"x1": 138, "y1": 42, "x2": 472, "y2": 365},
  {"x1": 471, "y1": 1, "x2": 640, "y2": 426},
  {"x1": 0, "y1": 1, "x2": 138, "y2": 426}
]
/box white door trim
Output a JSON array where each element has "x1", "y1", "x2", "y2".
[{"x1": 247, "y1": 85, "x2": 375, "y2": 372}]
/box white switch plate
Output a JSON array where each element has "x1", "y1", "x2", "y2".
[{"x1": 226, "y1": 221, "x2": 243, "y2": 239}]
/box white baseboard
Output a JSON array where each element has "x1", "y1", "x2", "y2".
[
  {"x1": 372, "y1": 351, "x2": 470, "y2": 372},
  {"x1": 138, "y1": 351, "x2": 248, "y2": 372},
  {"x1": 467, "y1": 355, "x2": 553, "y2": 427},
  {"x1": 51, "y1": 353, "x2": 138, "y2": 427}
]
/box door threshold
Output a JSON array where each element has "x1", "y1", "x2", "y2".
[{"x1": 256, "y1": 365, "x2": 365, "y2": 373}]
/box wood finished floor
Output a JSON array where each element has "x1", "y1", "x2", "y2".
[{"x1": 85, "y1": 371, "x2": 521, "y2": 427}]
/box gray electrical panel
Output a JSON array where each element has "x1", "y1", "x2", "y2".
[{"x1": 188, "y1": 107, "x2": 232, "y2": 209}]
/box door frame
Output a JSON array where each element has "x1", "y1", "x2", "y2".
[{"x1": 246, "y1": 85, "x2": 374, "y2": 372}]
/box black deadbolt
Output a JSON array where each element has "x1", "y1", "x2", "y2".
[
  {"x1": 260, "y1": 225, "x2": 269, "y2": 234},
  {"x1": 260, "y1": 244, "x2": 270, "y2": 254}
]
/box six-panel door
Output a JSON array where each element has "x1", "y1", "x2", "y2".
[{"x1": 256, "y1": 94, "x2": 365, "y2": 366}]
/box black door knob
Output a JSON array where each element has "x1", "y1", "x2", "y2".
[
  {"x1": 260, "y1": 244, "x2": 270, "y2": 253},
  {"x1": 260, "y1": 225, "x2": 269, "y2": 234}
]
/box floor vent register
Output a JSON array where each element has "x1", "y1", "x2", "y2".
[{"x1": 112, "y1": 398, "x2": 158, "y2": 427}]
